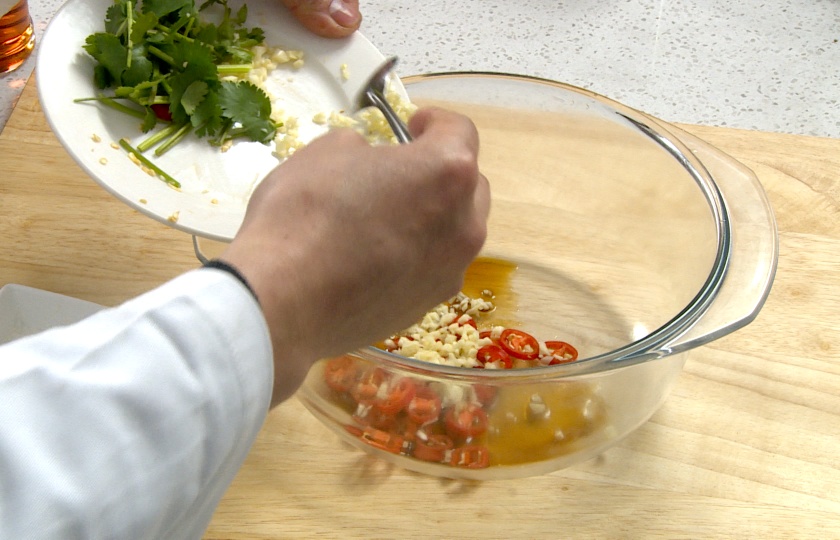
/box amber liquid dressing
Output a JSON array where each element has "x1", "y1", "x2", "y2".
[
  {"x1": 0, "y1": 0, "x2": 34, "y2": 74},
  {"x1": 461, "y1": 256, "x2": 519, "y2": 327}
]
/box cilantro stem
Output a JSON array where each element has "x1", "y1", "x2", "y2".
[
  {"x1": 154, "y1": 22, "x2": 196, "y2": 43},
  {"x1": 118, "y1": 138, "x2": 182, "y2": 189},
  {"x1": 125, "y1": 0, "x2": 134, "y2": 68},
  {"x1": 217, "y1": 64, "x2": 253, "y2": 75},
  {"x1": 148, "y1": 45, "x2": 175, "y2": 66},
  {"x1": 138, "y1": 124, "x2": 180, "y2": 152},
  {"x1": 155, "y1": 123, "x2": 193, "y2": 156},
  {"x1": 74, "y1": 96, "x2": 146, "y2": 120}
]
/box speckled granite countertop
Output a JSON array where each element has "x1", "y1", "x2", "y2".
[{"x1": 2, "y1": 0, "x2": 838, "y2": 137}]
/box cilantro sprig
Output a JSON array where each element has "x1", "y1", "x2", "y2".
[{"x1": 77, "y1": 0, "x2": 277, "y2": 171}]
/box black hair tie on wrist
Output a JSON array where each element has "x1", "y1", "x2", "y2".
[{"x1": 203, "y1": 259, "x2": 259, "y2": 302}]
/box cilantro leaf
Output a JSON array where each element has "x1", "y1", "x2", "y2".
[
  {"x1": 180, "y1": 80, "x2": 208, "y2": 115},
  {"x1": 122, "y1": 48, "x2": 154, "y2": 86},
  {"x1": 192, "y1": 90, "x2": 221, "y2": 134},
  {"x1": 82, "y1": 0, "x2": 274, "y2": 160},
  {"x1": 104, "y1": 2, "x2": 128, "y2": 35},
  {"x1": 92, "y1": 64, "x2": 112, "y2": 89},
  {"x1": 130, "y1": 11, "x2": 159, "y2": 43},
  {"x1": 168, "y1": 71, "x2": 216, "y2": 124},
  {"x1": 84, "y1": 33, "x2": 129, "y2": 85},
  {"x1": 141, "y1": 107, "x2": 158, "y2": 132},
  {"x1": 217, "y1": 80, "x2": 275, "y2": 144},
  {"x1": 141, "y1": 0, "x2": 193, "y2": 18}
]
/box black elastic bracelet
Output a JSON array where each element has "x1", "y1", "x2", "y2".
[{"x1": 203, "y1": 259, "x2": 259, "y2": 302}]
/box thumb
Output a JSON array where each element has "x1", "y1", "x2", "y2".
[{"x1": 279, "y1": 0, "x2": 362, "y2": 38}]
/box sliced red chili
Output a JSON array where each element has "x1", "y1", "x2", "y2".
[
  {"x1": 472, "y1": 384, "x2": 498, "y2": 407},
  {"x1": 359, "y1": 427, "x2": 408, "y2": 455},
  {"x1": 479, "y1": 330, "x2": 494, "y2": 340},
  {"x1": 475, "y1": 344, "x2": 512, "y2": 369},
  {"x1": 374, "y1": 377, "x2": 417, "y2": 416},
  {"x1": 459, "y1": 317, "x2": 478, "y2": 329},
  {"x1": 498, "y1": 328, "x2": 540, "y2": 360},
  {"x1": 444, "y1": 403, "x2": 489, "y2": 440},
  {"x1": 350, "y1": 367, "x2": 387, "y2": 405},
  {"x1": 545, "y1": 340, "x2": 579, "y2": 363},
  {"x1": 385, "y1": 335, "x2": 413, "y2": 352},
  {"x1": 323, "y1": 356, "x2": 359, "y2": 393},
  {"x1": 355, "y1": 406, "x2": 399, "y2": 431},
  {"x1": 412, "y1": 433, "x2": 454, "y2": 463},
  {"x1": 407, "y1": 385, "x2": 442, "y2": 425},
  {"x1": 343, "y1": 424, "x2": 364, "y2": 437},
  {"x1": 150, "y1": 103, "x2": 172, "y2": 122},
  {"x1": 450, "y1": 445, "x2": 490, "y2": 469}
]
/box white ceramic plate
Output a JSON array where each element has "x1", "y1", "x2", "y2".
[
  {"x1": 36, "y1": 0, "x2": 389, "y2": 241},
  {"x1": 0, "y1": 285, "x2": 102, "y2": 346}
]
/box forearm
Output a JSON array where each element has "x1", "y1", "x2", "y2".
[{"x1": 0, "y1": 269, "x2": 273, "y2": 539}]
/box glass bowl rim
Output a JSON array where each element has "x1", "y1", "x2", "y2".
[{"x1": 353, "y1": 71, "x2": 733, "y2": 379}]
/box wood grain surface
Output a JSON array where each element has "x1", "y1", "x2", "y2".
[{"x1": 1, "y1": 78, "x2": 838, "y2": 539}]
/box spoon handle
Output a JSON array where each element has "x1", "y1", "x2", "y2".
[{"x1": 365, "y1": 88, "x2": 413, "y2": 144}]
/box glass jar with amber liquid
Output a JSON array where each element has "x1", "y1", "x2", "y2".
[{"x1": 0, "y1": 0, "x2": 35, "y2": 74}]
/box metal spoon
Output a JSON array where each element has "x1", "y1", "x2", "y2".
[{"x1": 355, "y1": 56, "x2": 412, "y2": 143}]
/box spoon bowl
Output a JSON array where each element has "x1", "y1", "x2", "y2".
[{"x1": 355, "y1": 56, "x2": 412, "y2": 143}]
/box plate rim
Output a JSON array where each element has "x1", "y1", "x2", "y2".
[{"x1": 35, "y1": 0, "x2": 389, "y2": 242}]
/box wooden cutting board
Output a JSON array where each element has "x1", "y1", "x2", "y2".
[{"x1": 1, "y1": 77, "x2": 839, "y2": 539}]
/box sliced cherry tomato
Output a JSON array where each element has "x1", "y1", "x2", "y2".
[
  {"x1": 478, "y1": 330, "x2": 494, "y2": 340},
  {"x1": 412, "y1": 433, "x2": 454, "y2": 463},
  {"x1": 150, "y1": 103, "x2": 172, "y2": 122},
  {"x1": 475, "y1": 344, "x2": 512, "y2": 369},
  {"x1": 444, "y1": 403, "x2": 489, "y2": 440},
  {"x1": 374, "y1": 377, "x2": 417, "y2": 415},
  {"x1": 359, "y1": 427, "x2": 408, "y2": 455},
  {"x1": 323, "y1": 356, "x2": 359, "y2": 393},
  {"x1": 450, "y1": 445, "x2": 490, "y2": 469},
  {"x1": 498, "y1": 328, "x2": 540, "y2": 360},
  {"x1": 407, "y1": 385, "x2": 442, "y2": 425},
  {"x1": 350, "y1": 367, "x2": 387, "y2": 405},
  {"x1": 545, "y1": 340, "x2": 579, "y2": 363}
]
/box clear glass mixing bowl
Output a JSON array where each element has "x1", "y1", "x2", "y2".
[{"x1": 298, "y1": 73, "x2": 778, "y2": 480}]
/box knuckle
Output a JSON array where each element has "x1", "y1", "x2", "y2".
[
  {"x1": 437, "y1": 147, "x2": 479, "y2": 192},
  {"x1": 463, "y1": 218, "x2": 487, "y2": 257}
]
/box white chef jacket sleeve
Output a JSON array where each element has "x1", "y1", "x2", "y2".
[{"x1": 0, "y1": 268, "x2": 274, "y2": 539}]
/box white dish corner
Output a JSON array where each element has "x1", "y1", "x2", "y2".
[{"x1": 0, "y1": 285, "x2": 103, "y2": 346}]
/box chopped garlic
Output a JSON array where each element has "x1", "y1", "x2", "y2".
[{"x1": 389, "y1": 293, "x2": 495, "y2": 368}]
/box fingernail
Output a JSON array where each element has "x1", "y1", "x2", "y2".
[{"x1": 329, "y1": 0, "x2": 358, "y2": 27}]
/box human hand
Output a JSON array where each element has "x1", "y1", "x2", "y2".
[
  {"x1": 221, "y1": 107, "x2": 490, "y2": 405},
  {"x1": 280, "y1": 0, "x2": 361, "y2": 38}
]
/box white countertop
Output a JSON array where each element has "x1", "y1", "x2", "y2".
[{"x1": 2, "y1": 0, "x2": 838, "y2": 138}]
